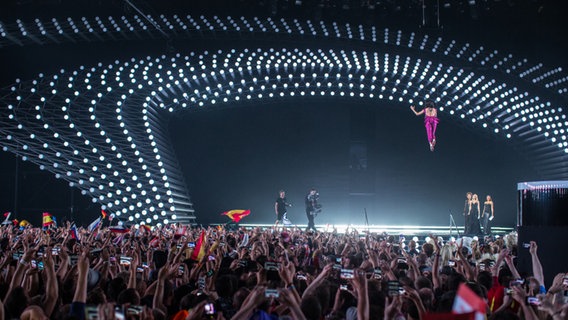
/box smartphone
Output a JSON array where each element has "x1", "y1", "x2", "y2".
[
  {"x1": 526, "y1": 296, "x2": 541, "y2": 306},
  {"x1": 52, "y1": 247, "x2": 60, "y2": 256},
  {"x1": 204, "y1": 302, "x2": 216, "y2": 315},
  {"x1": 188, "y1": 242, "x2": 196, "y2": 248},
  {"x1": 85, "y1": 306, "x2": 99, "y2": 320},
  {"x1": 479, "y1": 263, "x2": 486, "y2": 271},
  {"x1": 510, "y1": 279, "x2": 525, "y2": 287},
  {"x1": 31, "y1": 260, "x2": 37, "y2": 269},
  {"x1": 339, "y1": 284, "x2": 351, "y2": 291},
  {"x1": 563, "y1": 276, "x2": 568, "y2": 286},
  {"x1": 504, "y1": 287, "x2": 513, "y2": 295},
  {"x1": 198, "y1": 276, "x2": 206, "y2": 290},
  {"x1": 206, "y1": 269, "x2": 215, "y2": 278},
  {"x1": 114, "y1": 305, "x2": 125, "y2": 320},
  {"x1": 120, "y1": 256, "x2": 132, "y2": 266},
  {"x1": 110, "y1": 256, "x2": 117, "y2": 263},
  {"x1": 208, "y1": 255, "x2": 216, "y2": 261},
  {"x1": 448, "y1": 260, "x2": 456, "y2": 267},
  {"x1": 340, "y1": 269, "x2": 354, "y2": 279},
  {"x1": 336, "y1": 257, "x2": 342, "y2": 263},
  {"x1": 264, "y1": 262, "x2": 279, "y2": 271},
  {"x1": 127, "y1": 306, "x2": 143, "y2": 316},
  {"x1": 387, "y1": 281, "x2": 404, "y2": 296},
  {"x1": 136, "y1": 267, "x2": 144, "y2": 273},
  {"x1": 178, "y1": 265, "x2": 184, "y2": 276},
  {"x1": 296, "y1": 274, "x2": 308, "y2": 280},
  {"x1": 37, "y1": 261, "x2": 44, "y2": 271},
  {"x1": 373, "y1": 268, "x2": 382, "y2": 280},
  {"x1": 264, "y1": 288, "x2": 279, "y2": 298},
  {"x1": 523, "y1": 243, "x2": 531, "y2": 249}
]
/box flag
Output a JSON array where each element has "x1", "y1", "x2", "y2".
[
  {"x1": 422, "y1": 312, "x2": 475, "y2": 320},
  {"x1": 2, "y1": 212, "x2": 11, "y2": 225},
  {"x1": 452, "y1": 283, "x2": 487, "y2": 320},
  {"x1": 239, "y1": 233, "x2": 250, "y2": 248},
  {"x1": 140, "y1": 225, "x2": 151, "y2": 232},
  {"x1": 101, "y1": 209, "x2": 108, "y2": 219},
  {"x1": 174, "y1": 225, "x2": 187, "y2": 239},
  {"x1": 42, "y1": 212, "x2": 55, "y2": 228},
  {"x1": 190, "y1": 230, "x2": 206, "y2": 261},
  {"x1": 109, "y1": 225, "x2": 129, "y2": 234},
  {"x1": 221, "y1": 209, "x2": 251, "y2": 223},
  {"x1": 70, "y1": 224, "x2": 81, "y2": 242},
  {"x1": 149, "y1": 236, "x2": 160, "y2": 248},
  {"x1": 88, "y1": 216, "x2": 102, "y2": 232},
  {"x1": 19, "y1": 219, "x2": 30, "y2": 227}
]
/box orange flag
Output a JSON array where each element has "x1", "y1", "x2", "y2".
[{"x1": 221, "y1": 209, "x2": 251, "y2": 223}]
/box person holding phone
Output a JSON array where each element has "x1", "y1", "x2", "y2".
[{"x1": 410, "y1": 100, "x2": 439, "y2": 151}]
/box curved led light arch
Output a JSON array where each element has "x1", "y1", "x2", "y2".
[
  {"x1": 1, "y1": 47, "x2": 567, "y2": 225},
  {"x1": 1, "y1": 15, "x2": 567, "y2": 97}
]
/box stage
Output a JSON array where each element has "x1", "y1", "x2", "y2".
[{"x1": 229, "y1": 223, "x2": 515, "y2": 238}]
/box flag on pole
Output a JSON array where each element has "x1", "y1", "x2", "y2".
[
  {"x1": 101, "y1": 209, "x2": 108, "y2": 219},
  {"x1": 190, "y1": 230, "x2": 206, "y2": 261},
  {"x1": 88, "y1": 216, "x2": 102, "y2": 232},
  {"x1": 42, "y1": 212, "x2": 56, "y2": 228},
  {"x1": 221, "y1": 209, "x2": 251, "y2": 223},
  {"x1": 70, "y1": 224, "x2": 81, "y2": 242},
  {"x1": 2, "y1": 212, "x2": 11, "y2": 225}
]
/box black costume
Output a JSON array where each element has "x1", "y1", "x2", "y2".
[
  {"x1": 481, "y1": 202, "x2": 492, "y2": 234},
  {"x1": 275, "y1": 197, "x2": 289, "y2": 221},
  {"x1": 463, "y1": 199, "x2": 470, "y2": 234},
  {"x1": 305, "y1": 192, "x2": 320, "y2": 232},
  {"x1": 468, "y1": 201, "x2": 481, "y2": 235}
]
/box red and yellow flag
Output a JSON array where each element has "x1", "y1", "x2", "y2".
[
  {"x1": 42, "y1": 212, "x2": 55, "y2": 228},
  {"x1": 101, "y1": 209, "x2": 108, "y2": 219},
  {"x1": 190, "y1": 230, "x2": 206, "y2": 261},
  {"x1": 221, "y1": 209, "x2": 251, "y2": 223}
]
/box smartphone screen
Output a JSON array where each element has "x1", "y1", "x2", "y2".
[
  {"x1": 387, "y1": 281, "x2": 404, "y2": 296},
  {"x1": 340, "y1": 269, "x2": 354, "y2": 279},
  {"x1": 264, "y1": 289, "x2": 279, "y2": 298}
]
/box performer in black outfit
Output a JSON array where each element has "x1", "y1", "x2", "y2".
[
  {"x1": 468, "y1": 193, "x2": 482, "y2": 235},
  {"x1": 305, "y1": 188, "x2": 320, "y2": 232},
  {"x1": 463, "y1": 192, "x2": 472, "y2": 234},
  {"x1": 274, "y1": 190, "x2": 291, "y2": 228}
]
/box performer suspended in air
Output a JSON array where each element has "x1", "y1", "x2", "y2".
[{"x1": 410, "y1": 100, "x2": 439, "y2": 151}]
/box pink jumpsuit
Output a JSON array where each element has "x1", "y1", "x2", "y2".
[{"x1": 424, "y1": 115, "x2": 439, "y2": 143}]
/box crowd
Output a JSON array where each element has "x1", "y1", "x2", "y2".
[{"x1": 0, "y1": 222, "x2": 566, "y2": 320}]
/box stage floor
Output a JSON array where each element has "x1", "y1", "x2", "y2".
[{"x1": 233, "y1": 223, "x2": 515, "y2": 238}]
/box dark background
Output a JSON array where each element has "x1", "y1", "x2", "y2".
[
  {"x1": 0, "y1": 0, "x2": 565, "y2": 227},
  {"x1": 169, "y1": 100, "x2": 537, "y2": 227}
]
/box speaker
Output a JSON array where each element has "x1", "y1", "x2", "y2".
[
  {"x1": 517, "y1": 181, "x2": 568, "y2": 226},
  {"x1": 516, "y1": 226, "x2": 568, "y2": 288}
]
